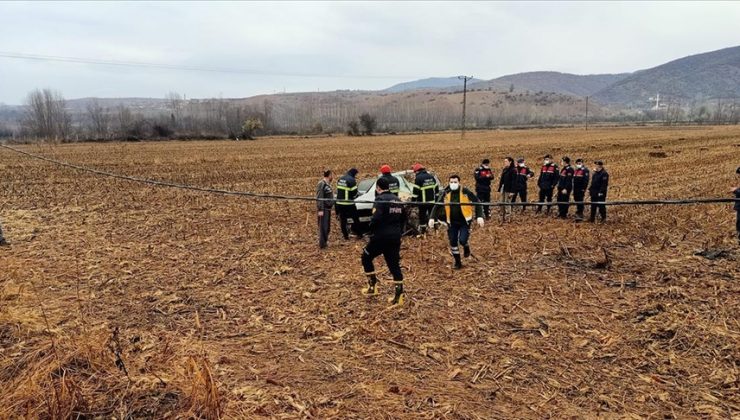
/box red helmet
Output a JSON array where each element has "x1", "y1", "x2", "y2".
[
  {"x1": 412, "y1": 163, "x2": 424, "y2": 172},
  {"x1": 380, "y1": 164, "x2": 392, "y2": 174}
]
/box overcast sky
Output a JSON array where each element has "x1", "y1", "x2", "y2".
[{"x1": 1, "y1": 1, "x2": 739, "y2": 104}]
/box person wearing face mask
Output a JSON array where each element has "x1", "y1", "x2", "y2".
[
  {"x1": 731, "y1": 166, "x2": 740, "y2": 244},
  {"x1": 589, "y1": 160, "x2": 609, "y2": 223},
  {"x1": 335, "y1": 168, "x2": 360, "y2": 240},
  {"x1": 512, "y1": 158, "x2": 534, "y2": 212},
  {"x1": 474, "y1": 159, "x2": 495, "y2": 219},
  {"x1": 362, "y1": 177, "x2": 406, "y2": 305},
  {"x1": 429, "y1": 175, "x2": 484, "y2": 269},
  {"x1": 536, "y1": 154, "x2": 560, "y2": 215},
  {"x1": 498, "y1": 157, "x2": 517, "y2": 222},
  {"x1": 316, "y1": 169, "x2": 335, "y2": 249},
  {"x1": 572, "y1": 159, "x2": 590, "y2": 221},
  {"x1": 556, "y1": 156, "x2": 575, "y2": 219}
]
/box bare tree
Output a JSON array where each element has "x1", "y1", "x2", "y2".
[
  {"x1": 166, "y1": 92, "x2": 183, "y2": 128},
  {"x1": 86, "y1": 99, "x2": 110, "y2": 140},
  {"x1": 23, "y1": 88, "x2": 71, "y2": 141}
]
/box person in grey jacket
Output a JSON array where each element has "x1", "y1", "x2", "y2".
[{"x1": 316, "y1": 169, "x2": 334, "y2": 249}]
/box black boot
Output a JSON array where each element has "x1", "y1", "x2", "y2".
[
  {"x1": 453, "y1": 253, "x2": 463, "y2": 269},
  {"x1": 463, "y1": 245, "x2": 471, "y2": 258},
  {"x1": 389, "y1": 282, "x2": 404, "y2": 305},
  {"x1": 365, "y1": 274, "x2": 378, "y2": 295}
]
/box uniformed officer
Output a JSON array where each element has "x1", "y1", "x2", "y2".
[
  {"x1": 556, "y1": 156, "x2": 575, "y2": 219},
  {"x1": 362, "y1": 177, "x2": 406, "y2": 305},
  {"x1": 536, "y1": 154, "x2": 560, "y2": 214},
  {"x1": 572, "y1": 158, "x2": 590, "y2": 221},
  {"x1": 474, "y1": 159, "x2": 495, "y2": 219},
  {"x1": 316, "y1": 169, "x2": 334, "y2": 248},
  {"x1": 429, "y1": 175, "x2": 485, "y2": 269},
  {"x1": 336, "y1": 168, "x2": 360, "y2": 239},
  {"x1": 498, "y1": 157, "x2": 517, "y2": 222},
  {"x1": 379, "y1": 164, "x2": 400, "y2": 196},
  {"x1": 512, "y1": 158, "x2": 534, "y2": 212},
  {"x1": 412, "y1": 163, "x2": 438, "y2": 233},
  {"x1": 589, "y1": 160, "x2": 609, "y2": 223}
]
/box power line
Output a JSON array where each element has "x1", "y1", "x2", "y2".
[
  {"x1": 1, "y1": 143, "x2": 738, "y2": 208},
  {"x1": 0, "y1": 51, "x2": 411, "y2": 80}
]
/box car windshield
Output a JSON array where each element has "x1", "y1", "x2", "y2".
[{"x1": 357, "y1": 178, "x2": 376, "y2": 195}]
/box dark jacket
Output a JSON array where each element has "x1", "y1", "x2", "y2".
[
  {"x1": 380, "y1": 173, "x2": 400, "y2": 196},
  {"x1": 589, "y1": 169, "x2": 609, "y2": 197},
  {"x1": 413, "y1": 170, "x2": 439, "y2": 203},
  {"x1": 557, "y1": 165, "x2": 575, "y2": 192},
  {"x1": 474, "y1": 165, "x2": 495, "y2": 192},
  {"x1": 369, "y1": 191, "x2": 405, "y2": 239},
  {"x1": 498, "y1": 165, "x2": 517, "y2": 193},
  {"x1": 734, "y1": 188, "x2": 740, "y2": 211},
  {"x1": 573, "y1": 166, "x2": 590, "y2": 191},
  {"x1": 538, "y1": 162, "x2": 560, "y2": 190},
  {"x1": 336, "y1": 172, "x2": 358, "y2": 205},
  {"x1": 316, "y1": 179, "x2": 334, "y2": 210},
  {"x1": 431, "y1": 187, "x2": 484, "y2": 224},
  {"x1": 514, "y1": 165, "x2": 534, "y2": 192}
]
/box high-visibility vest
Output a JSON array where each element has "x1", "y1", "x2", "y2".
[
  {"x1": 336, "y1": 183, "x2": 357, "y2": 205},
  {"x1": 444, "y1": 191, "x2": 474, "y2": 222},
  {"x1": 413, "y1": 181, "x2": 438, "y2": 203}
]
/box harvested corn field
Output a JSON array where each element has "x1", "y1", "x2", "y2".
[{"x1": 1, "y1": 126, "x2": 739, "y2": 418}]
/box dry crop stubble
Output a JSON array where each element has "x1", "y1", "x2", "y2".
[{"x1": 0, "y1": 126, "x2": 739, "y2": 418}]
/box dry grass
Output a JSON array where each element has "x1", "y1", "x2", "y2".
[{"x1": 1, "y1": 126, "x2": 739, "y2": 418}]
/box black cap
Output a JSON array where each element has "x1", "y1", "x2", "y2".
[
  {"x1": 482, "y1": 159, "x2": 490, "y2": 165},
  {"x1": 517, "y1": 158, "x2": 525, "y2": 163},
  {"x1": 594, "y1": 160, "x2": 604, "y2": 166},
  {"x1": 575, "y1": 158, "x2": 584, "y2": 164},
  {"x1": 544, "y1": 154, "x2": 552, "y2": 159},
  {"x1": 348, "y1": 168, "x2": 359, "y2": 176},
  {"x1": 376, "y1": 177, "x2": 390, "y2": 191},
  {"x1": 562, "y1": 156, "x2": 571, "y2": 164}
]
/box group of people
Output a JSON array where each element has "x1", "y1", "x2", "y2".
[{"x1": 315, "y1": 155, "x2": 615, "y2": 305}]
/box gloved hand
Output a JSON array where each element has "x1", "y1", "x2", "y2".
[
  {"x1": 428, "y1": 219, "x2": 435, "y2": 229},
  {"x1": 477, "y1": 217, "x2": 485, "y2": 228}
]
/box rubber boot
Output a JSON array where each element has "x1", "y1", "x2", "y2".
[
  {"x1": 388, "y1": 282, "x2": 404, "y2": 305},
  {"x1": 364, "y1": 274, "x2": 378, "y2": 295},
  {"x1": 453, "y1": 253, "x2": 463, "y2": 269},
  {"x1": 463, "y1": 245, "x2": 471, "y2": 258}
]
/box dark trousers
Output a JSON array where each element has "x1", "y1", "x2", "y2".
[
  {"x1": 557, "y1": 190, "x2": 571, "y2": 218},
  {"x1": 335, "y1": 204, "x2": 358, "y2": 239},
  {"x1": 511, "y1": 189, "x2": 528, "y2": 212},
  {"x1": 318, "y1": 209, "x2": 331, "y2": 248},
  {"x1": 537, "y1": 188, "x2": 554, "y2": 213},
  {"x1": 477, "y1": 189, "x2": 491, "y2": 218},
  {"x1": 362, "y1": 237, "x2": 403, "y2": 281},
  {"x1": 573, "y1": 189, "x2": 586, "y2": 217},
  {"x1": 447, "y1": 222, "x2": 470, "y2": 252},
  {"x1": 418, "y1": 203, "x2": 433, "y2": 230},
  {"x1": 736, "y1": 211, "x2": 740, "y2": 240},
  {"x1": 589, "y1": 193, "x2": 607, "y2": 221}
]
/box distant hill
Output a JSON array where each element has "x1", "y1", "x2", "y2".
[
  {"x1": 592, "y1": 45, "x2": 740, "y2": 106},
  {"x1": 383, "y1": 77, "x2": 483, "y2": 93},
  {"x1": 467, "y1": 71, "x2": 630, "y2": 97}
]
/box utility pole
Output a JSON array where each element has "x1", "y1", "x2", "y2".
[
  {"x1": 458, "y1": 75, "x2": 473, "y2": 139},
  {"x1": 585, "y1": 96, "x2": 589, "y2": 131}
]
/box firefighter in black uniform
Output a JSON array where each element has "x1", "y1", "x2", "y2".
[
  {"x1": 732, "y1": 166, "x2": 740, "y2": 244},
  {"x1": 316, "y1": 169, "x2": 334, "y2": 249},
  {"x1": 573, "y1": 158, "x2": 590, "y2": 221},
  {"x1": 335, "y1": 168, "x2": 360, "y2": 239},
  {"x1": 362, "y1": 177, "x2": 406, "y2": 305},
  {"x1": 589, "y1": 160, "x2": 609, "y2": 223},
  {"x1": 379, "y1": 164, "x2": 400, "y2": 196},
  {"x1": 512, "y1": 158, "x2": 534, "y2": 212},
  {"x1": 474, "y1": 159, "x2": 495, "y2": 219},
  {"x1": 556, "y1": 156, "x2": 575, "y2": 219},
  {"x1": 412, "y1": 163, "x2": 438, "y2": 233},
  {"x1": 536, "y1": 154, "x2": 559, "y2": 214}
]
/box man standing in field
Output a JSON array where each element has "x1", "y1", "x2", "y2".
[
  {"x1": 572, "y1": 158, "x2": 590, "y2": 222},
  {"x1": 412, "y1": 163, "x2": 438, "y2": 234},
  {"x1": 474, "y1": 159, "x2": 495, "y2": 219},
  {"x1": 732, "y1": 166, "x2": 740, "y2": 244},
  {"x1": 362, "y1": 177, "x2": 406, "y2": 305},
  {"x1": 589, "y1": 161, "x2": 609, "y2": 223},
  {"x1": 429, "y1": 175, "x2": 485, "y2": 269},
  {"x1": 316, "y1": 170, "x2": 334, "y2": 249},
  {"x1": 536, "y1": 154, "x2": 560, "y2": 215},
  {"x1": 512, "y1": 158, "x2": 534, "y2": 212},
  {"x1": 556, "y1": 156, "x2": 575, "y2": 219},
  {"x1": 379, "y1": 165, "x2": 400, "y2": 196},
  {"x1": 336, "y1": 168, "x2": 360, "y2": 240},
  {"x1": 498, "y1": 157, "x2": 517, "y2": 222}
]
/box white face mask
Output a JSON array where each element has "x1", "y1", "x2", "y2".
[
  {"x1": 544, "y1": 160, "x2": 550, "y2": 165},
  {"x1": 576, "y1": 164, "x2": 583, "y2": 168},
  {"x1": 519, "y1": 163, "x2": 525, "y2": 167},
  {"x1": 449, "y1": 182, "x2": 460, "y2": 191}
]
